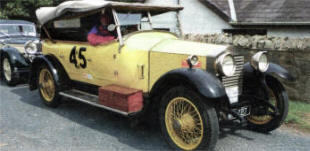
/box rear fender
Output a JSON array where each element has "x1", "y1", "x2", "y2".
[{"x1": 29, "y1": 55, "x2": 60, "y2": 90}]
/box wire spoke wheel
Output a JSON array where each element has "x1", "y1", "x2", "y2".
[
  {"x1": 247, "y1": 88, "x2": 277, "y2": 125},
  {"x1": 246, "y1": 78, "x2": 288, "y2": 133},
  {"x1": 165, "y1": 97, "x2": 203, "y2": 150},
  {"x1": 2, "y1": 58, "x2": 12, "y2": 81},
  {"x1": 39, "y1": 68, "x2": 55, "y2": 102}
]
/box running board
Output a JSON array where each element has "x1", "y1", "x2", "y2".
[{"x1": 59, "y1": 89, "x2": 130, "y2": 116}]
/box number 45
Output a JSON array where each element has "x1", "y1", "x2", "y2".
[{"x1": 69, "y1": 46, "x2": 87, "y2": 69}]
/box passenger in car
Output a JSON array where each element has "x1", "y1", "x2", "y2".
[{"x1": 87, "y1": 14, "x2": 115, "y2": 46}]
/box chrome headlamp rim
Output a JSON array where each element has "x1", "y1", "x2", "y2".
[
  {"x1": 251, "y1": 51, "x2": 269, "y2": 72},
  {"x1": 24, "y1": 40, "x2": 39, "y2": 55},
  {"x1": 216, "y1": 52, "x2": 236, "y2": 77}
]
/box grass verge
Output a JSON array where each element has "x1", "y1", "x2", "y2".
[{"x1": 285, "y1": 101, "x2": 310, "y2": 133}]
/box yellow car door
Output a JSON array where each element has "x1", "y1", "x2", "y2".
[
  {"x1": 85, "y1": 41, "x2": 119, "y2": 86},
  {"x1": 113, "y1": 46, "x2": 149, "y2": 92}
]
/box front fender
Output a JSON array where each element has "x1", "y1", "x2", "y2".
[
  {"x1": 29, "y1": 55, "x2": 60, "y2": 90},
  {"x1": 0, "y1": 46, "x2": 29, "y2": 69},
  {"x1": 243, "y1": 62, "x2": 295, "y2": 82},
  {"x1": 266, "y1": 63, "x2": 295, "y2": 82},
  {"x1": 243, "y1": 62, "x2": 293, "y2": 99},
  {"x1": 150, "y1": 68, "x2": 226, "y2": 99}
]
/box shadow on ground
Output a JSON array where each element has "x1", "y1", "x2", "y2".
[{"x1": 2, "y1": 81, "x2": 259, "y2": 150}]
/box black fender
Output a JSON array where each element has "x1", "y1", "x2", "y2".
[
  {"x1": 0, "y1": 46, "x2": 29, "y2": 70},
  {"x1": 150, "y1": 68, "x2": 226, "y2": 100},
  {"x1": 243, "y1": 62, "x2": 294, "y2": 97},
  {"x1": 266, "y1": 63, "x2": 295, "y2": 82},
  {"x1": 243, "y1": 62, "x2": 295, "y2": 82},
  {"x1": 29, "y1": 55, "x2": 64, "y2": 90}
]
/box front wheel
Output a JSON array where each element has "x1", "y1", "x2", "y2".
[
  {"x1": 159, "y1": 86, "x2": 219, "y2": 151},
  {"x1": 247, "y1": 78, "x2": 289, "y2": 133},
  {"x1": 1, "y1": 56, "x2": 18, "y2": 86},
  {"x1": 37, "y1": 65, "x2": 61, "y2": 107}
]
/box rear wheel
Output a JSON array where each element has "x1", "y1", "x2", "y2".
[
  {"x1": 247, "y1": 78, "x2": 288, "y2": 132},
  {"x1": 1, "y1": 56, "x2": 18, "y2": 86},
  {"x1": 37, "y1": 65, "x2": 61, "y2": 107},
  {"x1": 159, "y1": 86, "x2": 219, "y2": 151}
]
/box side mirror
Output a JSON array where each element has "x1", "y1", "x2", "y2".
[{"x1": 108, "y1": 24, "x2": 116, "y2": 32}]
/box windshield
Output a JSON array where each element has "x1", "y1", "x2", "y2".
[
  {"x1": 115, "y1": 11, "x2": 180, "y2": 34},
  {"x1": 117, "y1": 13, "x2": 142, "y2": 26},
  {"x1": 0, "y1": 24, "x2": 36, "y2": 38}
]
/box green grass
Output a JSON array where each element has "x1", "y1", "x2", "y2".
[{"x1": 285, "y1": 101, "x2": 310, "y2": 133}]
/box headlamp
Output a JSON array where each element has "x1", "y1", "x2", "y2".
[
  {"x1": 216, "y1": 53, "x2": 236, "y2": 77},
  {"x1": 251, "y1": 51, "x2": 269, "y2": 72}
]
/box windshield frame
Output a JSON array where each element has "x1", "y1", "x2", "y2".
[
  {"x1": 112, "y1": 9, "x2": 154, "y2": 51},
  {"x1": 0, "y1": 24, "x2": 37, "y2": 38}
]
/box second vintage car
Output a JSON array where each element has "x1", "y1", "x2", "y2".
[
  {"x1": 0, "y1": 19, "x2": 39, "y2": 85},
  {"x1": 29, "y1": 0, "x2": 294, "y2": 150}
]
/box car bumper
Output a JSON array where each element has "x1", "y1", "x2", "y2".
[{"x1": 12, "y1": 67, "x2": 30, "y2": 80}]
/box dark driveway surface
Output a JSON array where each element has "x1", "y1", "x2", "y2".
[{"x1": 1, "y1": 82, "x2": 310, "y2": 151}]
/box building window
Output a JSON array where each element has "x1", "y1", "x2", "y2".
[{"x1": 223, "y1": 28, "x2": 267, "y2": 36}]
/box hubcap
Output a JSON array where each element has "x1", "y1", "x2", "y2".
[
  {"x1": 39, "y1": 69, "x2": 55, "y2": 102},
  {"x1": 165, "y1": 97, "x2": 203, "y2": 150},
  {"x1": 2, "y1": 58, "x2": 12, "y2": 81}
]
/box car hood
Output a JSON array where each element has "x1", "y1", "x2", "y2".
[
  {"x1": 124, "y1": 31, "x2": 229, "y2": 57},
  {"x1": 151, "y1": 39, "x2": 229, "y2": 57},
  {"x1": 1, "y1": 37, "x2": 38, "y2": 53},
  {"x1": 2, "y1": 37, "x2": 37, "y2": 44}
]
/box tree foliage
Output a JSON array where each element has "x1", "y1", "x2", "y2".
[{"x1": 0, "y1": 0, "x2": 65, "y2": 22}]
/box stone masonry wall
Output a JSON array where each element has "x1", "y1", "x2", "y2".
[{"x1": 183, "y1": 34, "x2": 310, "y2": 102}]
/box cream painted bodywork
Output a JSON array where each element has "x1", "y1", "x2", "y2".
[
  {"x1": 42, "y1": 31, "x2": 227, "y2": 93},
  {"x1": 43, "y1": 40, "x2": 149, "y2": 92},
  {"x1": 151, "y1": 39, "x2": 228, "y2": 57},
  {"x1": 7, "y1": 44, "x2": 25, "y2": 53}
]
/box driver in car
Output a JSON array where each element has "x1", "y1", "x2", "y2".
[{"x1": 87, "y1": 14, "x2": 115, "y2": 46}]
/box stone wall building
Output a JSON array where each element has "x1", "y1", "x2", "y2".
[
  {"x1": 183, "y1": 33, "x2": 310, "y2": 102},
  {"x1": 144, "y1": 0, "x2": 310, "y2": 101},
  {"x1": 145, "y1": 0, "x2": 310, "y2": 38}
]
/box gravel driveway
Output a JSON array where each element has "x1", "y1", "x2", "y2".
[{"x1": 1, "y1": 82, "x2": 310, "y2": 151}]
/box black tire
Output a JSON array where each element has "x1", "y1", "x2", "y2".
[
  {"x1": 159, "y1": 86, "x2": 219, "y2": 151},
  {"x1": 37, "y1": 64, "x2": 61, "y2": 108},
  {"x1": 247, "y1": 78, "x2": 289, "y2": 133},
  {"x1": 1, "y1": 55, "x2": 18, "y2": 86}
]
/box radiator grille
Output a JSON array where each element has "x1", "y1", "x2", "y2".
[{"x1": 221, "y1": 56, "x2": 244, "y2": 94}]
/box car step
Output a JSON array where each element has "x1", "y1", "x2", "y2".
[{"x1": 59, "y1": 89, "x2": 130, "y2": 116}]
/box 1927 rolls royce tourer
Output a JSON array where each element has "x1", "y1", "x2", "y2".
[{"x1": 28, "y1": 0, "x2": 294, "y2": 150}]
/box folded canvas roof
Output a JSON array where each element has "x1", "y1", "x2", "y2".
[{"x1": 36, "y1": 0, "x2": 183, "y2": 25}]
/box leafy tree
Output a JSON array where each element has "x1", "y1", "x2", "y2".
[{"x1": 1, "y1": 0, "x2": 65, "y2": 22}]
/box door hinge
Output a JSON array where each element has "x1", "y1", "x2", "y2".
[{"x1": 137, "y1": 64, "x2": 144, "y2": 79}]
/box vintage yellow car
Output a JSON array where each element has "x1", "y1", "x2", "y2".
[{"x1": 28, "y1": 0, "x2": 294, "y2": 150}]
